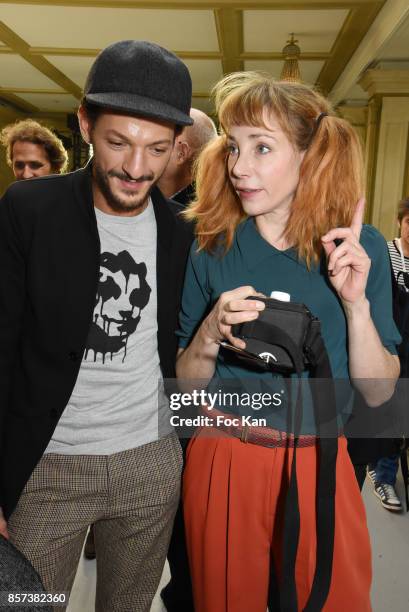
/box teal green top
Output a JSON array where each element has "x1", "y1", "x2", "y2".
[{"x1": 177, "y1": 218, "x2": 401, "y2": 432}]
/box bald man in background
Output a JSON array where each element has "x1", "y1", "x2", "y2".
[{"x1": 158, "y1": 107, "x2": 217, "y2": 207}]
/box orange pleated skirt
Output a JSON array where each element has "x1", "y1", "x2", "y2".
[{"x1": 183, "y1": 429, "x2": 372, "y2": 612}]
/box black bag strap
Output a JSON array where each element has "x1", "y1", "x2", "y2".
[
  {"x1": 253, "y1": 322, "x2": 302, "y2": 611},
  {"x1": 303, "y1": 335, "x2": 338, "y2": 612},
  {"x1": 253, "y1": 321, "x2": 338, "y2": 612}
]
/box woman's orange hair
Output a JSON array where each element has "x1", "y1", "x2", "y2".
[{"x1": 184, "y1": 72, "x2": 364, "y2": 266}]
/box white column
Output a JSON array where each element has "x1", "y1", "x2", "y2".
[
  {"x1": 372, "y1": 97, "x2": 409, "y2": 238},
  {"x1": 359, "y1": 69, "x2": 409, "y2": 238}
]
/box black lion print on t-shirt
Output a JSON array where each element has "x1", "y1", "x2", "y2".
[{"x1": 84, "y1": 250, "x2": 151, "y2": 363}]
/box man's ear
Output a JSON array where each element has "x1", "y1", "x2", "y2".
[
  {"x1": 77, "y1": 106, "x2": 92, "y2": 145},
  {"x1": 176, "y1": 140, "x2": 191, "y2": 165}
]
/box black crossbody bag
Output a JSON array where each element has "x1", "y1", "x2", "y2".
[{"x1": 222, "y1": 296, "x2": 339, "y2": 612}]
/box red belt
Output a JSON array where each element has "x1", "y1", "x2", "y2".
[{"x1": 201, "y1": 406, "x2": 317, "y2": 448}]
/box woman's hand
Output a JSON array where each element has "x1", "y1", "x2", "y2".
[
  {"x1": 202, "y1": 285, "x2": 265, "y2": 349},
  {"x1": 321, "y1": 198, "x2": 371, "y2": 306},
  {"x1": 176, "y1": 286, "x2": 265, "y2": 384}
]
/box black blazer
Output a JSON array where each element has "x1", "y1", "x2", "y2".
[{"x1": 0, "y1": 166, "x2": 193, "y2": 519}]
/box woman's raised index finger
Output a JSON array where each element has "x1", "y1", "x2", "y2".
[{"x1": 350, "y1": 197, "x2": 365, "y2": 238}]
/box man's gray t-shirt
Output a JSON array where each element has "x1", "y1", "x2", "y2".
[{"x1": 46, "y1": 201, "x2": 170, "y2": 455}]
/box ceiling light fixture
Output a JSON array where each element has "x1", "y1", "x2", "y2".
[{"x1": 280, "y1": 33, "x2": 301, "y2": 82}]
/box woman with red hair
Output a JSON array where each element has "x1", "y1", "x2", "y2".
[{"x1": 176, "y1": 73, "x2": 400, "y2": 612}]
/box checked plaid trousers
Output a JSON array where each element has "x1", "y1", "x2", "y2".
[{"x1": 8, "y1": 432, "x2": 183, "y2": 612}]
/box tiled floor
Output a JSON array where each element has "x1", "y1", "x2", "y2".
[{"x1": 67, "y1": 471, "x2": 409, "y2": 612}]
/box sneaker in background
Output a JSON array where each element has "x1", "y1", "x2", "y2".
[
  {"x1": 373, "y1": 483, "x2": 403, "y2": 511},
  {"x1": 367, "y1": 468, "x2": 377, "y2": 486}
]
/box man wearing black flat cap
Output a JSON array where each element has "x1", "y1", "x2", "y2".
[{"x1": 0, "y1": 40, "x2": 193, "y2": 611}]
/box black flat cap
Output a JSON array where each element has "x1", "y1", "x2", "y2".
[{"x1": 84, "y1": 40, "x2": 193, "y2": 126}]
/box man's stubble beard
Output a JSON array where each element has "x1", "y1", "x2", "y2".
[{"x1": 93, "y1": 160, "x2": 155, "y2": 213}]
